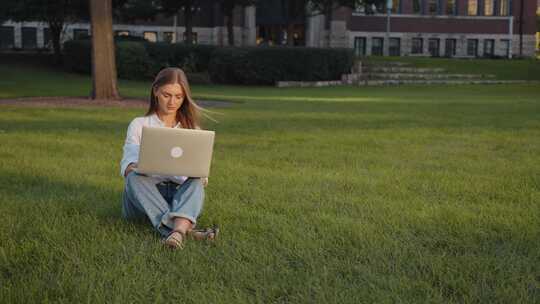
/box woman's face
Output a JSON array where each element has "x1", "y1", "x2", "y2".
[{"x1": 154, "y1": 83, "x2": 184, "y2": 116}]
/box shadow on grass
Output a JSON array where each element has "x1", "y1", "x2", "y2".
[{"x1": 0, "y1": 167, "x2": 157, "y2": 240}]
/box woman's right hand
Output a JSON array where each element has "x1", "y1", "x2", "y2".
[{"x1": 124, "y1": 162, "x2": 138, "y2": 177}]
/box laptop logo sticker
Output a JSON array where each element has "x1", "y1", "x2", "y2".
[{"x1": 171, "y1": 147, "x2": 184, "y2": 158}]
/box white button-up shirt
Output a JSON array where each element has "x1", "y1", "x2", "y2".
[{"x1": 120, "y1": 113, "x2": 188, "y2": 184}]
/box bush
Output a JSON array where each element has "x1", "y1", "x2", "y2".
[
  {"x1": 144, "y1": 42, "x2": 217, "y2": 73},
  {"x1": 63, "y1": 41, "x2": 354, "y2": 85},
  {"x1": 63, "y1": 40, "x2": 92, "y2": 74},
  {"x1": 64, "y1": 40, "x2": 217, "y2": 80},
  {"x1": 115, "y1": 41, "x2": 152, "y2": 79},
  {"x1": 208, "y1": 46, "x2": 354, "y2": 85},
  {"x1": 143, "y1": 42, "x2": 171, "y2": 72},
  {"x1": 115, "y1": 36, "x2": 147, "y2": 42},
  {"x1": 64, "y1": 40, "x2": 155, "y2": 80},
  {"x1": 74, "y1": 33, "x2": 147, "y2": 43},
  {"x1": 170, "y1": 43, "x2": 217, "y2": 72},
  {"x1": 207, "y1": 47, "x2": 250, "y2": 84}
]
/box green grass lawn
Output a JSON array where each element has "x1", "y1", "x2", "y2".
[{"x1": 0, "y1": 63, "x2": 539, "y2": 303}]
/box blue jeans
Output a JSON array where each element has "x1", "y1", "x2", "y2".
[{"x1": 122, "y1": 172, "x2": 205, "y2": 237}]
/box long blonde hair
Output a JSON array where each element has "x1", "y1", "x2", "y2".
[{"x1": 145, "y1": 67, "x2": 202, "y2": 129}]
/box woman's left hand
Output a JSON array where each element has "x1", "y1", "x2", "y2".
[{"x1": 202, "y1": 177, "x2": 208, "y2": 187}]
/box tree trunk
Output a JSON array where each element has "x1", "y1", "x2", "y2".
[
  {"x1": 184, "y1": 6, "x2": 194, "y2": 44},
  {"x1": 89, "y1": 0, "x2": 120, "y2": 100},
  {"x1": 324, "y1": 4, "x2": 333, "y2": 48},
  {"x1": 48, "y1": 21, "x2": 63, "y2": 66},
  {"x1": 226, "y1": 10, "x2": 234, "y2": 46},
  {"x1": 286, "y1": 23, "x2": 295, "y2": 46}
]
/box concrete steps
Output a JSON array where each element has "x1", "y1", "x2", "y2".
[
  {"x1": 356, "y1": 61, "x2": 504, "y2": 85},
  {"x1": 356, "y1": 79, "x2": 532, "y2": 86},
  {"x1": 363, "y1": 66, "x2": 446, "y2": 73},
  {"x1": 277, "y1": 78, "x2": 535, "y2": 88},
  {"x1": 276, "y1": 61, "x2": 531, "y2": 87},
  {"x1": 362, "y1": 61, "x2": 411, "y2": 67},
  {"x1": 367, "y1": 72, "x2": 496, "y2": 80}
]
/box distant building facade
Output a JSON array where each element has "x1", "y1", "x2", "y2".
[
  {"x1": 0, "y1": 1, "x2": 256, "y2": 49},
  {"x1": 0, "y1": 0, "x2": 537, "y2": 57},
  {"x1": 311, "y1": 0, "x2": 538, "y2": 58}
]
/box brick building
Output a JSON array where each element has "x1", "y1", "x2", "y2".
[
  {"x1": 310, "y1": 0, "x2": 538, "y2": 58},
  {"x1": 0, "y1": 0, "x2": 537, "y2": 57}
]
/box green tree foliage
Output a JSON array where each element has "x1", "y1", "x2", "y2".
[{"x1": 113, "y1": 0, "x2": 161, "y2": 23}]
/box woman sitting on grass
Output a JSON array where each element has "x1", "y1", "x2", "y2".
[{"x1": 120, "y1": 67, "x2": 217, "y2": 249}]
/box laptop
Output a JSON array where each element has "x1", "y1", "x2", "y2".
[{"x1": 136, "y1": 126, "x2": 215, "y2": 177}]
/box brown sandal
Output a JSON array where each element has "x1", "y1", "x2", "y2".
[
  {"x1": 187, "y1": 225, "x2": 219, "y2": 241},
  {"x1": 163, "y1": 230, "x2": 186, "y2": 249}
]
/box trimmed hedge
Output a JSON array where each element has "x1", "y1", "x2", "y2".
[
  {"x1": 63, "y1": 40, "x2": 354, "y2": 84},
  {"x1": 63, "y1": 40, "x2": 217, "y2": 80},
  {"x1": 206, "y1": 47, "x2": 250, "y2": 84},
  {"x1": 208, "y1": 46, "x2": 354, "y2": 85},
  {"x1": 116, "y1": 42, "x2": 153, "y2": 79},
  {"x1": 145, "y1": 43, "x2": 217, "y2": 73},
  {"x1": 63, "y1": 40, "x2": 92, "y2": 74}
]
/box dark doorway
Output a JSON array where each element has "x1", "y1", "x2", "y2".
[{"x1": 256, "y1": 0, "x2": 305, "y2": 46}]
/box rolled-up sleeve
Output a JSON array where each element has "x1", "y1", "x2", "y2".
[{"x1": 120, "y1": 119, "x2": 142, "y2": 177}]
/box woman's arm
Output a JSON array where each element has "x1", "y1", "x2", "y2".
[
  {"x1": 124, "y1": 162, "x2": 138, "y2": 177},
  {"x1": 120, "y1": 119, "x2": 142, "y2": 177}
]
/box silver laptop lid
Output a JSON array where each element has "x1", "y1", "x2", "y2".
[{"x1": 137, "y1": 126, "x2": 215, "y2": 177}]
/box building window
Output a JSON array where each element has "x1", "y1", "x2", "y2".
[
  {"x1": 374, "y1": 2, "x2": 385, "y2": 13},
  {"x1": 411, "y1": 38, "x2": 423, "y2": 54},
  {"x1": 500, "y1": 39, "x2": 510, "y2": 57},
  {"x1": 467, "y1": 39, "x2": 478, "y2": 56},
  {"x1": 73, "y1": 29, "x2": 88, "y2": 40},
  {"x1": 354, "y1": 37, "x2": 366, "y2": 56},
  {"x1": 483, "y1": 39, "x2": 495, "y2": 57},
  {"x1": 391, "y1": 0, "x2": 400, "y2": 13},
  {"x1": 181, "y1": 32, "x2": 198, "y2": 44},
  {"x1": 468, "y1": 0, "x2": 478, "y2": 15},
  {"x1": 43, "y1": 28, "x2": 51, "y2": 48},
  {"x1": 428, "y1": 0, "x2": 438, "y2": 14},
  {"x1": 22, "y1": 27, "x2": 37, "y2": 49},
  {"x1": 371, "y1": 37, "x2": 383, "y2": 56},
  {"x1": 446, "y1": 0, "x2": 456, "y2": 14},
  {"x1": 428, "y1": 38, "x2": 440, "y2": 57},
  {"x1": 499, "y1": 0, "x2": 509, "y2": 15},
  {"x1": 389, "y1": 38, "x2": 401, "y2": 56},
  {"x1": 445, "y1": 39, "x2": 456, "y2": 57},
  {"x1": 413, "y1": 0, "x2": 422, "y2": 13},
  {"x1": 163, "y1": 32, "x2": 174, "y2": 43},
  {"x1": 0, "y1": 26, "x2": 15, "y2": 49},
  {"x1": 143, "y1": 31, "x2": 157, "y2": 42},
  {"x1": 484, "y1": 0, "x2": 494, "y2": 15},
  {"x1": 115, "y1": 30, "x2": 130, "y2": 36},
  {"x1": 354, "y1": 3, "x2": 366, "y2": 14}
]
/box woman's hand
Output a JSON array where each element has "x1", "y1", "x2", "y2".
[
  {"x1": 202, "y1": 177, "x2": 208, "y2": 187},
  {"x1": 124, "y1": 162, "x2": 138, "y2": 177}
]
